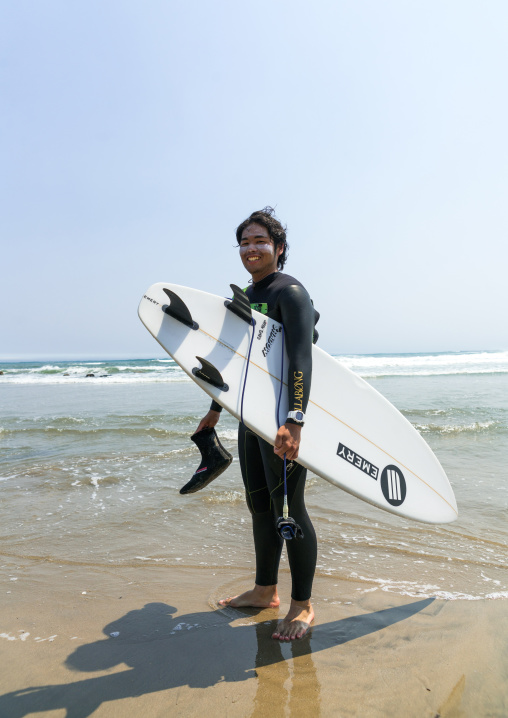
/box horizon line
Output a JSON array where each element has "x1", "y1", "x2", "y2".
[{"x1": 1, "y1": 348, "x2": 505, "y2": 364}]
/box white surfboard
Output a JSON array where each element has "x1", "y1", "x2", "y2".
[{"x1": 138, "y1": 282, "x2": 458, "y2": 524}]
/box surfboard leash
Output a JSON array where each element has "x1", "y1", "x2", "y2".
[
  {"x1": 240, "y1": 316, "x2": 256, "y2": 426},
  {"x1": 276, "y1": 326, "x2": 303, "y2": 541},
  {"x1": 276, "y1": 326, "x2": 289, "y2": 520}
]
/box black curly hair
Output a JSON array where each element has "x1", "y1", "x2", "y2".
[{"x1": 236, "y1": 206, "x2": 289, "y2": 271}]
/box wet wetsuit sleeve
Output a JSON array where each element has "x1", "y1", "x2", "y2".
[{"x1": 277, "y1": 285, "x2": 314, "y2": 417}]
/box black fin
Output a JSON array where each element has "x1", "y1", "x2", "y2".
[
  {"x1": 162, "y1": 288, "x2": 198, "y2": 330},
  {"x1": 225, "y1": 284, "x2": 253, "y2": 325},
  {"x1": 192, "y1": 357, "x2": 229, "y2": 391},
  {"x1": 180, "y1": 427, "x2": 233, "y2": 494}
]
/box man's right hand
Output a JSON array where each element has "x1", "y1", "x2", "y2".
[{"x1": 195, "y1": 409, "x2": 221, "y2": 434}]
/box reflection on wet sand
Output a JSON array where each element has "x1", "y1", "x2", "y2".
[{"x1": 252, "y1": 620, "x2": 321, "y2": 717}]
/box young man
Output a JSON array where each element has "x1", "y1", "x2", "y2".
[{"x1": 195, "y1": 208, "x2": 319, "y2": 641}]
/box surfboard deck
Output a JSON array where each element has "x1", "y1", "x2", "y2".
[{"x1": 138, "y1": 282, "x2": 458, "y2": 524}]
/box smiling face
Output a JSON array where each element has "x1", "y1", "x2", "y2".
[{"x1": 239, "y1": 223, "x2": 284, "y2": 282}]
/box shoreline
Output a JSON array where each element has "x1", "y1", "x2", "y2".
[{"x1": 1, "y1": 361, "x2": 507, "y2": 714}]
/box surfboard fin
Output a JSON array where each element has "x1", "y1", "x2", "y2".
[
  {"x1": 225, "y1": 284, "x2": 253, "y2": 325},
  {"x1": 162, "y1": 288, "x2": 199, "y2": 330},
  {"x1": 192, "y1": 357, "x2": 229, "y2": 392}
]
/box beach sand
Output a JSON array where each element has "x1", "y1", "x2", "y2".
[{"x1": 1, "y1": 558, "x2": 507, "y2": 717}]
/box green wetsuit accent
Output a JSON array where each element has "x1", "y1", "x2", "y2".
[{"x1": 250, "y1": 302, "x2": 268, "y2": 315}]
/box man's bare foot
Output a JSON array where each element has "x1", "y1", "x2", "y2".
[
  {"x1": 271, "y1": 599, "x2": 314, "y2": 640},
  {"x1": 218, "y1": 584, "x2": 280, "y2": 609}
]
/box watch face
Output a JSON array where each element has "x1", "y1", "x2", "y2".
[{"x1": 295, "y1": 412, "x2": 304, "y2": 421}]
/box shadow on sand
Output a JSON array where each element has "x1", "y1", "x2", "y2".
[{"x1": 0, "y1": 597, "x2": 434, "y2": 717}]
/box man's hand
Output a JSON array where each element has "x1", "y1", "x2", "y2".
[
  {"x1": 195, "y1": 409, "x2": 221, "y2": 434},
  {"x1": 274, "y1": 423, "x2": 302, "y2": 461}
]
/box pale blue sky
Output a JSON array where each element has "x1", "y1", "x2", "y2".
[{"x1": 1, "y1": 0, "x2": 506, "y2": 359}]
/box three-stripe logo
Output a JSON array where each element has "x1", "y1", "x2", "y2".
[{"x1": 380, "y1": 465, "x2": 406, "y2": 506}]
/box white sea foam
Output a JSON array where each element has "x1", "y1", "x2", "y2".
[
  {"x1": 0, "y1": 372, "x2": 191, "y2": 385},
  {"x1": 414, "y1": 421, "x2": 499, "y2": 435},
  {"x1": 218, "y1": 429, "x2": 239, "y2": 442},
  {"x1": 351, "y1": 573, "x2": 508, "y2": 601},
  {"x1": 338, "y1": 350, "x2": 508, "y2": 377},
  {"x1": 2, "y1": 350, "x2": 506, "y2": 385}
]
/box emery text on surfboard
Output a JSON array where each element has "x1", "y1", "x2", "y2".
[
  {"x1": 143, "y1": 294, "x2": 160, "y2": 305},
  {"x1": 337, "y1": 442, "x2": 379, "y2": 480}
]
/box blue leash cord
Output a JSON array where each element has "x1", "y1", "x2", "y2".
[
  {"x1": 276, "y1": 326, "x2": 289, "y2": 520},
  {"x1": 240, "y1": 316, "x2": 256, "y2": 425}
]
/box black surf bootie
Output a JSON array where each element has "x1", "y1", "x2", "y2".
[{"x1": 180, "y1": 427, "x2": 233, "y2": 495}]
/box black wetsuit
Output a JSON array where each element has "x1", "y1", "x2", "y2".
[{"x1": 212, "y1": 272, "x2": 319, "y2": 601}]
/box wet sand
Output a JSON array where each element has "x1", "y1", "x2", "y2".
[{"x1": 1, "y1": 559, "x2": 507, "y2": 717}]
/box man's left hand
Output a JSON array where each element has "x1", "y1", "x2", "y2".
[{"x1": 274, "y1": 423, "x2": 302, "y2": 461}]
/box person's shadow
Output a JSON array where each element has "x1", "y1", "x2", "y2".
[{"x1": 0, "y1": 597, "x2": 435, "y2": 717}]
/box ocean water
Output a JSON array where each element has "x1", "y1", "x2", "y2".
[{"x1": 1, "y1": 351, "x2": 507, "y2": 602}]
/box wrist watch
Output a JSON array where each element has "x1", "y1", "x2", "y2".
[{"x1": 286, "y1": 410, "x2": 305, "y2": 426}]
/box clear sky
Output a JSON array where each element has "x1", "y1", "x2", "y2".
[{"x1": 1, "y1": 0, "x2": 506, "y2": 359}]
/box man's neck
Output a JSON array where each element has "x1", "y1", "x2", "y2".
[{"x1": 252, "y1": 269, "x2": 279, "y2": 286}]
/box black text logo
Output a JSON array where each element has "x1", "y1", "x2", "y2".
[
  {"x1": 262, "y1": 325, "x2": 281, "y2": 357},
  {"x1": 380, "y1": 465, "x2": 406, "y2": 506},
  {"x1": 337, "y1": 443, "x2": 379, "y2": 480},
  {"x1": 256, "y1": 319, "x2": 267, "y2": 341}
]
